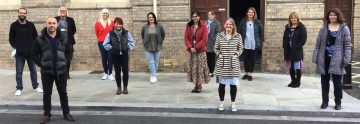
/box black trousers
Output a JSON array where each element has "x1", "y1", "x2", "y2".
[
  {"x1": 218, "y1": 84, "x2": 237, "y2": 102},
  {"x1": 321, "y1": 56, "x2": 342, "y2": 105},
  {"x1": 67, "y1": 48, "x2": 73, "y2": 78},
  {"x1": 243, "y1": 49, "x2": 257, "y2": 73},
  {"x1": 112, "y1": 54, "x2": 129, "y2": 88},
  {"x1": 206, "y1": 52, "x2": 216, "y2": 74},
  {"x1": 42, "y1": 73, "x2": 69, "y2": 116}
]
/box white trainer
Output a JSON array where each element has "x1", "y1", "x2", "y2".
[
  {"x1": 108, "y1": 74, "x2": 115, "y2": 81},
  {"x1": 231, "y1": 102, "x2": 237, "y2": 112},
  {"x1": 33, "y1": 87, "x2": 43, "y2": 93},
  {"x1": 102, "y1": 74, "x2": 109, "y2": 80},
  {"x1": 14, "y1": 90, "x2": 22, "y2": 96},
  {"x1": 218, "y1": 102, "x2": 224, "y2": 111},
  {"x1": 153, "y1": 77, "x2": 158, "y2": 83},
  {"x1": 150, "y1": 76, "x2": 156, "y2": 84}
]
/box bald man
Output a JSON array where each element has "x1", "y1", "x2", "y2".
[
  {"x1": 55, "y1": 6, "x2": 76, "y2": 79},
  {"x1": 32, "y1": 17, "x2": 75, "y2": 123}
]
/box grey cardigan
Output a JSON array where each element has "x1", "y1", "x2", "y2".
[
  {"x1": 312, "y1": 23, "x2": 352, "y2": 75},
  {"x1": 141, "y1": 24, "x2": 165, "y2": 51},
  {"x1": 206, "y1": 19, "x2": 221, "y2": 52}
]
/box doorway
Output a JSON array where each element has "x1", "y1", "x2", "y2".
[{"x1": 229, "y1": 0, "x2": 264, "y2": 71}]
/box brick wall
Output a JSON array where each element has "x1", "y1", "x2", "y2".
[
  {"x1": 354, "y1": 0, "x2": 360, "y2": 60},
  {"x1": 1, "y1": 0, "x2": 358, "y2": 74},
  {"x1": 263, "y1": 0, "x2": 324, "y2": 73}
]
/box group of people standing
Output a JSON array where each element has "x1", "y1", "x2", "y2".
[
  {"x1": 184, "y1": 7, "x2": 351, "y2": 112},
  {"x1": 184, "y1": 8, "x2": 263, "y2": 111},
  {"x1": 8, "y1": 5, "x2": 351, "y2": 123},
  {"x1": 9, "y1": 6, "x2": 76, "y2": 123}
]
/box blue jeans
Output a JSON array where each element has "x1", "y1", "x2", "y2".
[
  {"x1": 145, "y1": 51, "x2": 161, "y2": 77},
  {"x1": 98, "y1": 42, "x2": 112, "y2": 75},
  {"x1": 15, "y1": 54, "x2": 39, "y2": 90}
]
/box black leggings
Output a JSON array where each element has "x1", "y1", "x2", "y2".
[
  {"x1": 206, "y1": 52, "x2": 216, "y2": 74},
  {"x1": 218, "y1": 84, "x2": 237, "y2": 102},
  {"x1": 111, "y1": 54, "x2": 129, "y2": 88}
]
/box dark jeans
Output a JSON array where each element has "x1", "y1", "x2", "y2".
[
  {"x1": 206, "y1": 52, "x2": 216, "y2": 74},
  {"x1": 98, "y1": 42, "x2": 113, "y2": 75},
  {"x1": 42, "y1": 73, "x2": 69, "y2": 117},
  {"x1": 321, "y1": 56, "x2": 343, "y2": 105},
  {"x1": 243, "y1": 49, "x2": 257, "y2": 73},
  {"x1": 15, "y1": 54, "x2": 38, "y2": 90},
  {"x1": 111, "y1": 54, "x2": 129, "y2": 88}
]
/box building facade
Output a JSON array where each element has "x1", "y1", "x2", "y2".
[{"x1": 0, "y1": 0, "x2": 359, "y2": 74}]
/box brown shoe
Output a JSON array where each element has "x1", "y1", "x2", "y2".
[
  {"x1": 40, "y1": 115, "x2": 50, "y2": 124},
  {"x1": 191, "y1": 86, "x2": 197, "y2": 93},
  {"x1": 123, "y1": 87, "x2": 128, "y2": 94},
  {"x1": 195, "y1": 85, "x2": 202, "y2": 93},
  {"x1": 116, "y1": 87, "x2": 122, "y2": 95},
  {"x1": 64, "y1": 113, "x2": 75, "y2": 121}
]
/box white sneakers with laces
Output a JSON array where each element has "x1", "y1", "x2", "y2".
[
  {"x1": 15, "y1": 87, "x2": 43, "y2": 96},
  {"x1": 218, "y1": 102, "x2": 237, "y2": 111}
]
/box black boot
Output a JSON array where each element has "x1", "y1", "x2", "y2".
[
  {"x1": 287, "y1": 69, "x2": 296, "y2": 87},
  {"x1": 291, "y1": 69, "x2": 301, "y2": 88}
]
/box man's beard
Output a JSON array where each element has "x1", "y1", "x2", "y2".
[{"x1": 18, "y1": 15, "x2": 26, "y2": 21}]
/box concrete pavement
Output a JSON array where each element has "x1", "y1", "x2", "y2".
[{"x1": 0, "y1": 69, "x2": 360, "y2": 118}]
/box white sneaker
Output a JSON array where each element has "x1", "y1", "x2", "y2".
[
  {"x1": 150, "y1": 76, "x2": 156, "y2": 84},
  {"x1": 231, "y1": 102, "x2": 237, "y2": 112},
  {"x1": 102, "y1": 74, "x2": 109, "y2": 80},
  {"x1": 14, "y1": 90, "x2": 22, "y2": 96},
  {"x1": 218, "y1": 102, "x2": 224, "y2": 111},
  {"x1": 108, "y1": 74, "x2": 115, "y2": 81},
  {"x1": 153, "y1": 77, "x2": 158, "y2": 83},
  {"x1": 33, "y1": 87, "x2": 43, "y2": 93}
]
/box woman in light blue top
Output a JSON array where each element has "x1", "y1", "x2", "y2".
[{"x1": 238, "y1": 7, "x2": 263, "y2": 81}]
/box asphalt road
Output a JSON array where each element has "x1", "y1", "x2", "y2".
[
  {"x1": 344, "y1": 60, "x2": 360, "y2": 100},
  {"x1": 0, "y1": 111, "x2": 358, "y2": 124}
]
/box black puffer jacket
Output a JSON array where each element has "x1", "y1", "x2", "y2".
[
  {"x1": 283, "y1": 22, "x2": 307, "y2": 61},
  {"x1": 32, "y1": 28, "x2": 70, "y2": 76}
]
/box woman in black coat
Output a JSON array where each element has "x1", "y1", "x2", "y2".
[{"x1": 283, "y1": 12, "x2": 307, "y2": 88}]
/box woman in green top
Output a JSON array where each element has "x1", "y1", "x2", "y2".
[{"x1": 141, "y1": 12, "x2": 165, "y2": 84}]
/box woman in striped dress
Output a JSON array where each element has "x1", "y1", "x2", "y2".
[{"x1": 214, "y1": 18, "x2": 243, "y2": 112}]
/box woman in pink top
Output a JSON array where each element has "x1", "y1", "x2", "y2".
[{"x1": 95, "y1": 9, "x2": 115, "y2": 80}]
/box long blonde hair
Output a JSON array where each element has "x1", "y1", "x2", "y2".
[
  {"x1": 225, "y1": 17, "x2": 237, "y2": 36},
  {"x1": 246, "y1": 7, "x2": 258, "y2": 20},
  {"x1": 99, "y1": 9, "x2": 111, "y2": 28}
]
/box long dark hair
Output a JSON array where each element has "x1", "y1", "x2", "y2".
[
  {"x1": 147, "y1": 12, "x2": 158, "y2": 24},
  {"x1": 326, "y1": 8, "x2": 345, "y2": 24},
  {"x1": 187, "y1": 11, "x2": 201, "y2": 27}
]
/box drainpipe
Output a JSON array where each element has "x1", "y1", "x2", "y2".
[{"x1": 153, "y1": 0, "x2": 157, "y2": 16}]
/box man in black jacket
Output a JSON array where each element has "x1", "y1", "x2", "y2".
[
  {"x1": 32, "y1": 17, "x2": 75, "y2": 123},
  {"x1": 55, "y1": 6, "x2": 76, "y2": 79},
  {"x1": 9, "y1": 7, "x2": 43, "y2": 96}
]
